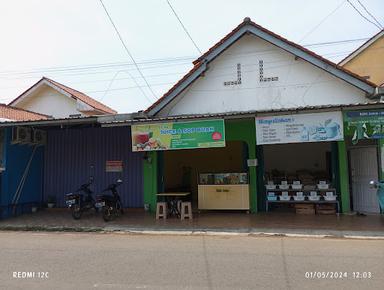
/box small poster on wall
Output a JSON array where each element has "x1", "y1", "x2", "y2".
[
  {"x1": 106, "y1": 160, "x2": 123, "y2": 172},
  {"x1": 255, "y1": 111, "x2": 344, "y2": 145}
]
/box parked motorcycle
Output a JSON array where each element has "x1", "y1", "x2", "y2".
[
  {"x1": 65, "y1": 178, "x2": 97, "y2": 219},
  {"x1": 369, "y1": 180, "x2": 384, "y2": 213},
  {"x1": 95, "y1": 179, "x2": 124, "y2": 222}
]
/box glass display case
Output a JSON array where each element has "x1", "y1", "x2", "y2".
[
  {"x1": 199, "y1": 173, "x2": 248, "y2": 185},
  {"x1": 198, "y1": 172, "x2": 250, "y2": 211}
]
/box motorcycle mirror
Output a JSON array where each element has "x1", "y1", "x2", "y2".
[{"x1": 369, "y1": 180, "x2": 377, "y2": 189}]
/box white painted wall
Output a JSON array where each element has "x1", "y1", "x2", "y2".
[
  {"x1": 158, "y1": 35, "x2": 370, "y2": 117},
  {"x1": 14, "y1": 85, "x2": 80, "y2": 118}
]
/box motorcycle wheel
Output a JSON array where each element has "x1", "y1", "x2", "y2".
[
  {"x1": 102, "y1": 206, "x2": 115, "y2": 222},
  {"x1": 71, "y1": 205, "x2": 82, "y2": 220}
]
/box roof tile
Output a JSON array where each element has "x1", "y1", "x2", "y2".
[{"x1": 0, "y1": 104, "x2": 49, "y2": 121}]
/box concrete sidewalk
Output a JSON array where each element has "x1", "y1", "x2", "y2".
[{"x1": 0, "y1": 209, "x2": 383, "y2": 239}]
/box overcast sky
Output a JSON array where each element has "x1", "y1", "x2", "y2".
[{"x1": 0, "y1": 0, "x2": 383, "y2": 113}]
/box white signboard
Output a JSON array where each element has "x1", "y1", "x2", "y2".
[{"x1": 256, "y1": 112, "x2": 344, "y2": 145}]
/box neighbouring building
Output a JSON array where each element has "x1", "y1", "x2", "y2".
[
  {"x1": 1, "y1": 18, "x2": 384, "y2": 219},
  {"x1": 8, "y1": 77, "x2": 117, "y2": 118},
  {"x1": 339, "y1": 29, "x2": 384, "y2": 86}
]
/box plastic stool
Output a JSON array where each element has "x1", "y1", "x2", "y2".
[
  {"x1": 156, "y1": 202, "x2": 167, "y2": 220},
  {"x1": 181, "y1": 202, "x2": 192, "y2": 220}
]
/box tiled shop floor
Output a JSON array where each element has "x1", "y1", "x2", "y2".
[{"x1": 0, "y1": 209, "x2": 383, "y2": 233}]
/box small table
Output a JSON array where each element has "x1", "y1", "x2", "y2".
[{"x1": 157, "y1": 192, "x2": 191, "y2": 217}]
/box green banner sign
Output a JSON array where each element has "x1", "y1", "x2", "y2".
[
  {"x1": 131, "y1": 119, "x2": 225, "y2": 151},
  {"x1": 344, "y1": 110, "x2": 384, "y2": 144}
]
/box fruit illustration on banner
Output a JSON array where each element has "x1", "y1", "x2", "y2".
[{"x1": 212, "y1": 132, "x2": 222, "y2": 140}]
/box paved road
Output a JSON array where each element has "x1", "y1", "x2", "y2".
[{"x1": 0, "y1": 232, "x2": 383, "y2": 290}]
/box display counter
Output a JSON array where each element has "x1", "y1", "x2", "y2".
[{"x1": 198, "y1": 173, "x2": 250, "y2": 210}]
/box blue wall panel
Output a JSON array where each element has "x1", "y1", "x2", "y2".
[
  {"x1": 44, "y1": 126, "x2": 144, "y2": 208},
  {"x1": 0, "y1": 128, "x2": 44, "y2": 218}
]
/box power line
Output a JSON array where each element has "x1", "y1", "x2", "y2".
[
  {"x1": 356, "y1": 0, "x2": 383, "y2": 28},
  {"x1": 100, "y1": 70, "x2": 150, "y2": 102},
  {"x1": 0, "y1": 56, "x2": 195, "y2": 77},
  {"x1": 86, "y1": 81, "x2": 177, "y2": 94},
  {"x1": 347, "y1": 0, "x2": 382, "y2": 29},
  {"x1": 99, "y1": 0, "x2": 157, "y2": 100},
  {"x1": 299, "y1": 0, "x2": 347, "y2": 43},
  {"x1": 303, "y1": 37, "x2": 369, "y2": 47},
  {"x1": 0, "y1": 37, "x2": 368, "y2": 79},
  {"x1": 166, "y1": 0, "x2": 202, "y2": 54},
  {"x1": 0, "y1": 71, "x2": 187, "y2": 90},
  {"x1": 0, "y1": 61, "x2": 193, "y2": 81}
]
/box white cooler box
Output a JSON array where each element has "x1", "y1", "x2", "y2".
[
  {"x1": 279, "y1": 192, "x2": 291, "y2": 201},
  {"x1": 308, "y1": 191, "x2": 320, "y2": 201},
  {"x1": 324, "y1": 192, "x2": 336, "y2": 201},
  {"x1": 293, "y1": 192, "x2": 305, "y2": 201}
]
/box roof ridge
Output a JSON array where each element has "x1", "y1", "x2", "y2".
[{"x1": 42, "y1": 76, "x2": 85, "y2": 96}]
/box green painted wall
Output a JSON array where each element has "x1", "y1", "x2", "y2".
[
  {"x1": 337, "y1": 141, "x2": 351, "y2": 213},
  {"x1": 225, "y1": 119, "x2": 257, "y2": 213},
  {"x1": 142, "y1": 118, "x2": 258, "y2": 213},
  {"x1": 143, "y1": 152, "x2": 158, "y2": 213},
  {"x1": 379, "y1": 139, "x2": 384, "y2": 181}
]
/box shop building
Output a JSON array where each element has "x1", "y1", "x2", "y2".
[
  {"x1": 339, "y1": 29, "x2": 384, "y2": 213},
  {"x1": 140, "y1": 18, "x2": 383, "y2": 215},
  {"x1": 0, "y1": 115, "x2": 145, "y2": 218},
  {"x1": 1, "y1": 18, "x2": 384, "y2": 219}
]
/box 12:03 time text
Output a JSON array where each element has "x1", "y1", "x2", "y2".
[{"x1": 305, "y1": 271, "x2": 372, "y2": 279}]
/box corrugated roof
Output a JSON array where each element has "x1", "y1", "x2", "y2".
[
  {"x1": 104, "y1": 101, "x2": 384, "y2": 126},
  {"x1": 1, "y1": 101, "x2": 383, "y2": 128},
  {"x1": 0, "y1": 104, "x2": 49, "y2": 121},
  {"x1": 145, "y1": 18, "x2": 378, "y2": 115},
  {"x1": 9, "y1": 77, "x2": 117, "y2": 115}
]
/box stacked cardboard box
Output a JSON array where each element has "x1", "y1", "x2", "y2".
[
  {"x1": 295, "y1": 203, "x2": 315, "y2": 214},
  {"x1": 316, "y1": 204, "x2": 336, "y2": 215}
]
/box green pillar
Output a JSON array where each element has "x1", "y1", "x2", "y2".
[
  {"x1": 379, "y1": 139, "x2": 384, "y2": 181},
  {"x1": 143, "y1": 151, "x2": 158, "y2": 213},
  {"x1": 337, "y1": 141, "x2": 350, "y2": 213}
]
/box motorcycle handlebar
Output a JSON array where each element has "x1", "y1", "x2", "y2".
[{"x1": 102, "y1": 180, "x2": 123, "y2": 192}]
